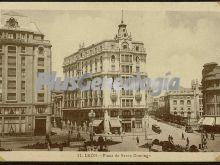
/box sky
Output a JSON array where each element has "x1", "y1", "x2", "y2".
[{"x1": 11, "y1": 9, "x2": 220, "y2": 88}]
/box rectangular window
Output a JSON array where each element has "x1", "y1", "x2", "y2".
[
  {"x1": 8, "y1": 56, "x2": 16, "y2": 66},
  {"x1": 180, "y1": 100, "x2": 184, "y2": 105},
  {"x1": 122, "y1": 99, "x2": 133, "y2": 107},
  {"x1": 37, "y1": 69, "x2": 44, "y2": 76},
  {"x1": 7, "y1": 80, "x2": 16, "y2": 89},
  {"x1": 111, "y1": 65, "x2": 115, "y2": 71},
  {"x1": 21, "y1": 81, "x2": 25, "y2": 90},
  {"x1": 37, "y1": 58, "x2": 44, "y2": 66},
  {"x1": 8, "y1": 46, "x2": 16, "y2": 53},
  {"x1": 21, "y1": 93, "x2": 25, "y2": 102},
  {"x1": 136, "y1": 66, "x2": 140, "y2": 73},
  {"x1": 173, "y1": 100, "x2": 177, "y2": 105},
  {"x1": 8, "y1": 68, "x2": 16, "y2": 77},
  {"x1": 216, "y1": 94, "x2": 220, "y2": 103},
  {"x1": 121, "y1": 65, "x2": 132, "y2": 73},
  {"x1": 0, "y1": 80, "x2": 2, "y2": 90},
  {"x1": 0, "y1": 56, "x2": 2, "y2": 65},
  {"x1": 0, "y1": 68, "x2": 2, "y2": 77},
  {"x1": 0, "y1": 93, "x2": 2, "y2": 102},
  {"x1": 121, "y1": 54, "x2": 132, "y2": 63},
  {"x1": 37, "y1": 93, "x2": 44, "y2": 102},
  {"x1": 21, "y1": 68, "x2": 25, "y2": 77},
  {"x1": 21, "y1": 46, "x2": 25, "y2": 53},
  {"x1": 0, "y1": 45, "x2": 2, "y2": 52},
  {"x1": 7, "y1": 93, "x2": 16, "y2": 100},
  {"x1": 206, "y1": 94, "x2": 215, "y2": 103},
  {"x1": 21, "y1": 56, "x2": 25, "y2": 66}
]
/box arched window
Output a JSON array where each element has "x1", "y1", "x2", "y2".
[
  {"x1": 38, "y1": 47, "x2": 44, "y2": 55},
  {"x1": 187, "y1": 100, "x2": 191, "y2": 105},
  {"x1": 122, "y1": 42, "x2": 129, "y2": 50},
  {"x1": 111, "y1": 55, "x2": 115, "y2": 63},
  {"x1": 181, "y1": 111, "x2": 184, "y2": 116}
]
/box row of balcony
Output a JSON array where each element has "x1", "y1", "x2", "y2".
[{"x1": 0, "y1": 37, "x2": 51, "y2": 45}]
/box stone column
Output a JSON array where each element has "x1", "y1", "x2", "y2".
[
  {"x1": 60, "y1": 98, "x2": 62, "y2": 117},
  {"x1": 1, "y1": 117, "x2": 4, "y2": 137},
  {"x1": 46, "y1": 115, "x2": 51, "y2": 134},
  {"x1": 19, "y1": 116, "x2": 21, "y2": 133}
]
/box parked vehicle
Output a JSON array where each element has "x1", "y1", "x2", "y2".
[
  {"x1": 185, "y1": 125, "x2": 193, "y2": 133},
  {"x1": 152, "y1": 124, "x2": 162, "y2": 134}
]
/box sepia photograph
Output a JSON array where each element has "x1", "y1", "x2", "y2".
[{"x1": 0, "y1": 2, "x2": 220, "y2": 162}]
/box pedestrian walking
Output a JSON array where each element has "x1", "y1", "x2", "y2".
[
  {"x1": 170, "y1": 136, "x2": 174, "y2": 144},
  {"x1": 136, "y1": 136, "x2": 139, "y2": 144},
  {"x1": 47, "y1": 142, "x2": 51, "y2": 151},
  {"x1": 186, "y1": 137, "x2": 189, "y2": 146},
  {"x1": 182, "y1": 133, "x2": 185, "y2": 140},
  {"x1": 59, "y1": 143, "x2": 63, "y2": 151},
  {"x1": 203, "y1": 138, "x2": 207, "y2": 149},
  {"x1": 168, "y1": 135, "x2": 171, "y2": 142},
  {"x1": 206, "y1": 132, "x2": 208, "y2": 139}
]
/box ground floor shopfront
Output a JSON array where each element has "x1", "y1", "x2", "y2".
[
  {"x1": 0, "y1": 104, "x2": 51, "y2": 136},
  {"x1": 62, "y1": 107, "x2": 146, "y2": 133},
  {"x1": 199, "y1": 116, "x2": 220, "y2": 133}
]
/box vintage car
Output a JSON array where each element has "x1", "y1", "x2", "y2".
[
  {"x1": 152, "y1": 124, "x2": 162, "y2": 134},
  {"x1": 185, "y1": 125, "x2": 193, "y2": 133}
]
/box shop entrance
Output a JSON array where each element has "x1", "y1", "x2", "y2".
[
  {"x1": 35, "y1": 118, "x2": 46, "y2": 135},
  {"x1": 122, "y1": 122, "x2": 131, "y2": 132}
]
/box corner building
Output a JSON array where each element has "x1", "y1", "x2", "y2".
[
  {"x1": 201, "y1": 62, "x2": 220, "y2": 132},
  {"x1": 0, "y1": 11, "x2": 52, "y2": 136},
  {"x1": 63, "y1": 18, "x2": 148, "y2": 133}
]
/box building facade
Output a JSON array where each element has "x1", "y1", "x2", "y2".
[
  {"x1": 201, "y1": 62, "x2": 220, "y2": 132},
  {"x1": 164, "y1": 81, "x2": 203, "y2": 124},
  {"x1": 62, "y1": 17, "x2": 148, "y2": 133},
  {"x1": 0, "y1": 11, "x2": 52, "y2": 136}
]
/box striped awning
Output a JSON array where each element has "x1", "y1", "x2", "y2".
[
  {"x1": 92, "y1": 120, "x2": 103, "y2": 127},
  {"x1": 202, "y1": 117, "x2": 215, "y2": 126},
  {"x1": 215, "y1": 117, "x2": 220, "y2": 125},
  {"x1": 198, "y1": 118, "x2": 204, "y2": 125},
  {"x1": 109, "y1": 118, "x2": 121, "y2": 128}
]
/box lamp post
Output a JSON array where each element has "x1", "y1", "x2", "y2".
[
  {"x1": 88, "y1": 110, "x2": 96, "y2": 142},
  {"x1": 144, "y1": 114, "x2": 147, "y2": 140}
]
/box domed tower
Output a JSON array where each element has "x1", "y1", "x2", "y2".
[{"x1": 115, "y1": 10, "x2": 132, "y2": 50}]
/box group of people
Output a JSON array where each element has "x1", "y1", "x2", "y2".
[
  {"x1": 201, "y1": 131, "x2": 212, "y2": 149},
  {"x1": 84, "y1": 135, "x2": 109, "y2": 151}
]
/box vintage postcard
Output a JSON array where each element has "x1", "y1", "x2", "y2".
[{"x1": 0, "y1": 2, "x2": 219, "y2": 162}]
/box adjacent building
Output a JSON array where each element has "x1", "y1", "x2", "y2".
[
  {"x1": 62, "y1": 16, "x2": 148, "y2": 133},
  {"x1": 201, "y1": 62, "x2": 220, "y2": 132},
  {"x1": 0, "y1": 11, "x2": 52, "y2": 136},
  {"x1": 164, "y1": 80, "x2": 203, "y2": 124}
]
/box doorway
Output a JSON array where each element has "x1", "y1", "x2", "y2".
[
  {"x1": 35, "y1": 119, "x2": 46, "y2": 135},
  {"x1": 122, "y1": 123, "x2": 131, "y2": 132}
]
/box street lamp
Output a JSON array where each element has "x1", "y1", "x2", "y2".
[
  {"x1": 144, "y1": 114, "x2": 147, "y2": 140},
  {"x1": 88, "y1": 110, "x2": 96, "y2": 142}
]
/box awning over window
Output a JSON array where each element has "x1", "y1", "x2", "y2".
[
  {"x1": 202, "y1": 117, "x2": 215, "y2": 126},
  {"x1": 198, "y1": 118, "x2": 204, "y2": 125},
  {"x1": 215, "y1": 117, "x2": 220, "y2": 126},
  {"x1": 109, "y1": 118, "x2": 121, "y2": 128},
  {"x1": 92, "y1": 120, "x2": 102, "y2": 127}
]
